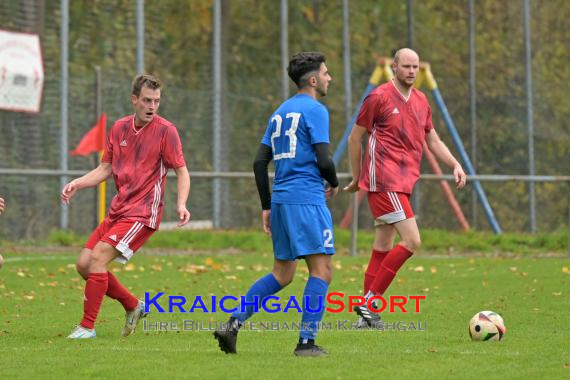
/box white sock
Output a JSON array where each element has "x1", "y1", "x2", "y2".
[{"x1": 364, "y1": 291, "x2": 379, "y2": 308}]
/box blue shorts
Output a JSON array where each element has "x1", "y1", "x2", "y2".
[{"x1": 271, "y1": 203, "x2": 335, "y2": 261}]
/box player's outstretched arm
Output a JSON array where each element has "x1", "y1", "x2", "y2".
[
  {"x1": 425, "y1": 129, "x2": 467, "y2": 189},
  {"x1": 344, "y1": 124, "x2": 367, "y2": 192},
  {"x1": 60, "y1": 162, "x2": 113, "y2": 204},
  {"x1": 174, "y1": 165, "x2": 191, "y2": 226}
]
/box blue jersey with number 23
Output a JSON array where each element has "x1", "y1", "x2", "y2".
[{"x1": 261, "y1": 93, "x2": 330, "y2": 205}]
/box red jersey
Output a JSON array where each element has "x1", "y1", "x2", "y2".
[
  {"x1": 356, "y1": 80, "x2": 434, "y2": 194},
  {"x1": 102, "y1": 114, "x2": 186, "y2": 229}
]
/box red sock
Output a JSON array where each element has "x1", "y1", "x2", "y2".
[
  {"x1": 80, "y1": 272, "x2": 108, "y2": 329},
  {"x1": 106, "y1": 271, "x2": 138, "y2": 311},
  {"x1": 364, "y1": 250, "x2": 388, "y2": 294},
  {"x1": 369, "y1": 244, "x2": 413, "y2": 295}
]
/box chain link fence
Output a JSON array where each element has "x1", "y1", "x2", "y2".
[{"x1": 0, "y1": 0, "x2": 568, "y2": 239}]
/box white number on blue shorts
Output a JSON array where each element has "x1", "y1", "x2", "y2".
[{"x1": 323, "y1": 228, "x2": 333, "y2": 248}]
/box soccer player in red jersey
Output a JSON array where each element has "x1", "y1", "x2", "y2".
[
  {"x1": 61, "y1": 74, "x2": 191, "y2": 339},
  {"x1": 344, "y1": 48, "x2": 466, "y2": 326}
]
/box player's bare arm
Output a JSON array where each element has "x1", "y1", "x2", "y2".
[
  {"x1": 174, "y1": 165, "x2": 191, "y2": 226},
  {"x1": 0, "y1": 196, "x2": 5, "y2": 215},
  {"x1": 344, "y1": 124, "x2": 367, "y2": 192},
  {"x1": 60, "y1": 162, "x2": 113, "y2": 204},
  {"x1": 425, "y1": 129, "x2": 467, "y2": 189},
  {"x1": 261, "y1": 209, "x2": 271, "y2": 236}
]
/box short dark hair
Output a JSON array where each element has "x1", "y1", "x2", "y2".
[
  {"x1": 287, "y1": 52, "x2": 326, "y2": 89},
  {"x1": 131, "y1": 74, "x2": 161, "y2": 96}
]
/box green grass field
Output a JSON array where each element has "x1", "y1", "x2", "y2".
[{"x1": 1, "y1": 244, "x2": 569, "y2": 378}]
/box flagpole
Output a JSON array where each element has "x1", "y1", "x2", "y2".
[
  {"x1": 95, "y1": 67, "x2": 105, "y2": 225},
  {"x1": 98, "y1": 150, "x2": 106, "y2": 224},
  {"x1": 70, "y1": 112, "x2": 107, "y2": 224}
]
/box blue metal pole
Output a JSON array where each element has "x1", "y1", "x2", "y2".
[
  {"x1": 431, "y1": 88, "x2": 502, "y2": 234},
  {"x1": 332, "y1": 83, "x2": 377, "y2": 166}
]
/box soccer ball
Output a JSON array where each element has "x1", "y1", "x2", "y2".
[{"x1": 468, "y1": 310, "x2": 506, "y2": 341}]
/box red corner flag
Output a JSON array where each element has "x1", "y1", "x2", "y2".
[{"x1": 70, "y1": 113, "x2": 107, "y2": 156}]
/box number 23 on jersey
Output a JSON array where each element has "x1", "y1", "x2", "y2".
[{"x1": 270, "y1": 112, "x2": 301, "y2": 160}]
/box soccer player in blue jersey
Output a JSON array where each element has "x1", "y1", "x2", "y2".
[{"x1": 214, "y1": 52, "x2": 339, "y2": 357}]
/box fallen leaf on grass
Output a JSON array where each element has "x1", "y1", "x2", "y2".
[
  {"x1": 179, "y1": 264, "x2": 208, "y2": 274},
  {"x1": 427, "y1": 347, "x2": 438, "y2": 353},
  {"x1": 150, "y1": 264, "x2": 162, "y2": 272},
  {"x1": 124, "y1": 263, "x2": 136, "y2": 271}
]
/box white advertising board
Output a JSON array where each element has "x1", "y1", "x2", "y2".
[{"x1": 0, "y1": 29, "x2": 44, "y2": 113}]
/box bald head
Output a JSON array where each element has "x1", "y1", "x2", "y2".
[
  {"x1": 393, "y1": 48, "x2": 419, "y2": 64},
  {"x1": 392, "y1": 48, "x2": 420, "y2": 91}
]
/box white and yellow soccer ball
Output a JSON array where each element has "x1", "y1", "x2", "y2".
[{"x1": 469, "y1": 310, "x2": 506, "y2": 341}]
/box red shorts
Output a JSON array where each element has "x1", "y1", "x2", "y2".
[
  {"x1": 367, "y1": 192, "x2": 414, "y2": 226},
  {"x1": 85, "y1": 218, "x2": 155, "y2": 264}
]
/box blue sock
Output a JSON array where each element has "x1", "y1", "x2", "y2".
[
  {"x1": 300, "y1": 276, "x2": 329, "y2": 341},
  {"x1": 232, "y1": 273, "x2": 283, "y2": 322}
]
